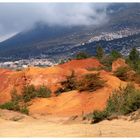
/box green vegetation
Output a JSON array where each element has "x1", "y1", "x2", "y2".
[
  {"x1": 20, "y1": 106, "x2": 29, "y2": 115},
  {"x1": 92, "y1": 84, "x2": 140, "y2": 123},
  {"x1": 114, "y1": 66, "x2": 131, "y2": 81},
  {"x1": 96, "y1": 45, "x2": 105, "y2": 60},
  {"x1": 126, "y1": 47, "x2": 140, "y2": 72},
  {"x1": 0, "y1": 85, "x2": 51, "y2": 115},
  {"x1": 110, "y1": 50, "x2": 122, "y2": 60},
  {"x1": 37, "y1": 85, "x2": 51, "y2": 98},
  {"x1": 22, "y1": 85, "x2": 37, "y2": 102},
  {"x1": 75, "y1": 52, "x2": 90, "y2": 60},
  {"x1": 55, "y1": 72, "x2": 106, "y2": 95},
  {"x1": 0, "y1": 101, "x2": 20, "y2": 111},
  {"x1": 23, "y1": 85, "x2": 51, "y2": 102},
  {"x1": 77, "y1": 73, "x2": 106, "y2": 92},
  {"x1": 99, "y1": 50, "x2": 122, "y2": 71},
  {"x1": 0, "y1": 92, "x2": 28, "y2": 115},
  {"x1": 55, "y1": 71, "x2": 77, "y2": 94}
]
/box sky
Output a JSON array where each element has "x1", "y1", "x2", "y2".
[{"x1": 0, "y1": 3, "x2": 109, "y2": 42}]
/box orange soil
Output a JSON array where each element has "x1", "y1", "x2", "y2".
[
  {"x1": 0, "y1": 58, "x2": 127, "y2": 116},
  {"x1": 59, "y1": 58, "x2": 102, "y2": 70},
  {"x1": 29, "y1": 70, "x2": 126, "y2": 116}
]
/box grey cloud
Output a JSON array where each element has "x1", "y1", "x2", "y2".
[{"x1": 0, "y1": 3, "x2": 109, "y2": 39}]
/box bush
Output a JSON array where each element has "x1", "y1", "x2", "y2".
[
  {"x1": 96, "y1": 45, "x2": 105, "y2": 60},
  {"x1": 56, "y1": 73, "x2": 106, "y2": 95},
  {"x1": 22, "y1": 85, "x2": 37, "y2": 102},
  {"x1": 37, "y1": 85, "x2": 51, "y2": 98},
  {"x1": 77, "y1": 73, "x2": 106, "y2": 92},
  {"x1": 22, "y1": 85, "x2": 51, "y2": 102},
  {"x1": 92, "y1": 84, "x2": 140, "y2": 123},
  {"x1": 11, "y1": 88, "x2": 21, "y2": 102},
  {"x1": 60, "y1": 71, "x2": 77, "y2": 92},
  {"x1": 0, "y1": 88, "x2": 29, "y2": 114},
  {"x1": 100, "y1": 55, "x2": 113, "y2": 71},
  {"x1": 55, "y1": 87, "x2": 65, "y2": 96},
  {"x1": 0, "y1": 101, "x2": 20, "y2": 111},
  {"x1": 20, "y1": 106, "x2": 29, "y2": 115},
  {"x1": 100, "y1": 50, "x2": 122, "y2": 72},
  {"x1": 0, "y1": 85, "x2": 51, "y2": 114},
  {"x1": 92, "y1": 110, "x2": 108, "y2": 123},
  {"x1": 110, "y1": 50, "x2": 122, "y2": 60},
  {"x1": 75, "y1": 52, "x2": 90, "y2": 60},
  {"x1": 114, "y1": 66, "x2": 130, "y2": 81}
]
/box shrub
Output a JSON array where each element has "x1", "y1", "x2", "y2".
[
  {"x1": 110, "y1": 50, "x2": 122, "y2": 60},
  {"x1": 22, "y1": 85, "x2": 51, "y2": 102},
  {"x1": 36, "y1": 85, "x2": 51, "y2": 98},
  {"x1": 75, "y1": 52, "x2": 90, "y2": 60},
  {"x1": 96, "y1": 45, "x2": 105, "y2": 60},
  {"x1": 114, "y1": 66, "x2": 130, "y2": 81},
  {"x1": 92, "y1": 84, "x2": 140, "y2": 123},
  {"x1": 56, "y1": 73, "x2": 106, "y2": 95},
  {"x1": 77, "y1": 73, "x2": 106, "y2": 92},
  {"x1": 100, "y1": 50, "x2": 122, "y2": 72},
  {"x1": 11, "y1": 88, "x2": 21, "y2": 102},
  {"x1": 55, "y1": 87, "x2": 64, "y2": 96},
  {"x1": 60, "y1": 71, "x2": 77, "y2": 92},
  {"x1": 0, "y1": 87, "x2": 30, "y2": 115},
  {"x1": 0, "y1": 101, "x2": 20, "y2": 111},
  {"x1": 100, "y1": 55, "x2": 113, "y2": 71},
  {"x1": 92, "y1": 110, "x2": 108, "y2": 123},
  {"x1": 20, "y1": 106, "x2": 29, "y2": 115},
  {"x1": 22, "y1": 85, "x2": 37, "y2": 102}
]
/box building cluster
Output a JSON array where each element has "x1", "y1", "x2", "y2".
[
  {"x1": 88, "y1": 28, "x2": 140, "y2": 43},
  {"x1": 0, "y1": 58, "x2": 55, "y2": 70}
]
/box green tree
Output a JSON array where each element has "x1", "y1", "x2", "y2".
[
  {"x1": 110, "y1": 50, "x2": 122, "y2": 60},
  {"x1": 128, "y1": 48, "x2": 140, "y2": 70},
  {"x1": 96, "y1": 45, "x2": 104, "y2": 60},
  {"x1": 75, "y1": 52, "x2": 89, "y2": 60},
  {"x1": 129, "y1": 48, "x2": 139, "y2": 62}
]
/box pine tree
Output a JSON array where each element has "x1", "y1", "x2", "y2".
[
  {"x1": 96, "y1": 45, "x2": 104, "y2": 60},
  {"x1": 129, "y1": 47, "x2": 139, "y2": 62},
  {"x1": 129, "y1": 47, "x2": 140, "y2": 70}
]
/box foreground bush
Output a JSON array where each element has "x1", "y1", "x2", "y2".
[
  {"x1": 77, "y1": 73, "x2": 106, "y2": 92},
  {"x1": 0, "y1": 89, "x2": 29, "y2": 115},
  {"x1": 0, "y1": 101, "x2": 20, "y2": 111},
  {"x1": 92, "y1": 84, "x2": 140, "y2": 123},
  {"x1": 0, "y1": 85, "x2": 51, "y2": 114}
]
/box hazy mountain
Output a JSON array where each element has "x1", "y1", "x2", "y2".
[{"x1": 0, "y1": 3, "x2": 140, "y2": 61}]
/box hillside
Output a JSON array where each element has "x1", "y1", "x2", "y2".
[
  {"x1": 0, "y1": 58, "x2": 125, "y2": 115},
  {"x1": 0, "y1": 3, "x2": 140, "y2": 61},
  {"x1": 0, "y1": 57, "x2": 140, "y2": 137}
]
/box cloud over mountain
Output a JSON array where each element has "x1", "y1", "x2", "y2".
[{"x1": 0, "y1": 3, "x2": 109, "y2": 40}]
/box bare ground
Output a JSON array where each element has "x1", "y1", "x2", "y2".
[{"x1": 0, "y1": 110, "x2": 140, "y2": 137}]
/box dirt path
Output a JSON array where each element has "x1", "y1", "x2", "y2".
[{"x1": 0, "y1": 117, "x2": 140, "y2": 137}]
